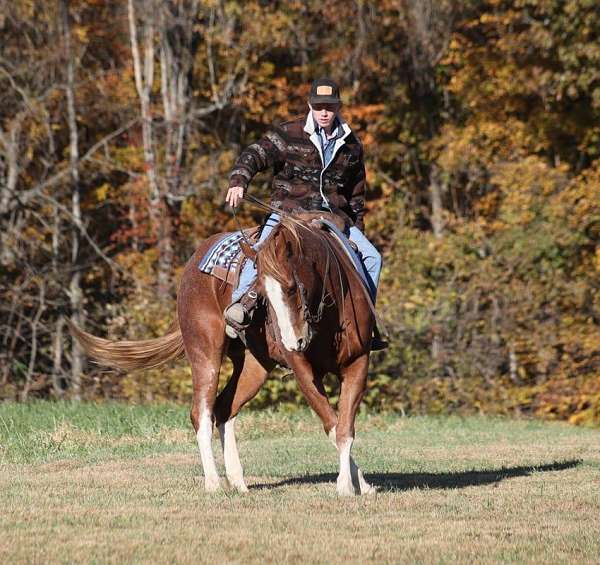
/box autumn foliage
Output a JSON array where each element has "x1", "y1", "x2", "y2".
[{"x1": 1, "y1": 1, "x2": 598, "y2": 424}]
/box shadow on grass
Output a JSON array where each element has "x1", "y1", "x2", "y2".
[{"x1": 250, "y1": 459, "x2": 582, "y2": 492}]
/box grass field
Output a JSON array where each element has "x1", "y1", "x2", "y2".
[{"x1": 1, "y1": 402, "x2": 599, "y2": 564}]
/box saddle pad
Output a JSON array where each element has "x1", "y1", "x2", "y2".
[{"x1": 198, "y1": 229, "x2": 258, "y2": 286}]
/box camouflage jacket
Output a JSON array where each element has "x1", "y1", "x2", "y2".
[{"x1": 228, "y1": 112, "x2": 367, "y2": 230}]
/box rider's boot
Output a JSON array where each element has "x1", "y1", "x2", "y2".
[
  {"x1": 370, "y1": 325, "x2": 388, "y2": 351},
  {"x1": 224, "y1": 290, "x2": 258, "y2": 339}
]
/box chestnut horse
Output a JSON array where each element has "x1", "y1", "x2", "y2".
[{"x1": 70, "y1": 212, "x2": 376, "y2": 496}]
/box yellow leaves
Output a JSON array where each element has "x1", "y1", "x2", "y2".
[
  {"x1": 435, "y1": 119, "x2": 535, "y2": 176},
  {"x1": 95, "y1": 183, "x2": 110, "y2": 202},
  {"x1": 73, "y1": 25, "x2": 88, "y2": 44}
]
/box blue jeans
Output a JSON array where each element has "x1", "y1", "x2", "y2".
[{"x1": 232, "y1": 213, "x2": 382, "y2": 302}]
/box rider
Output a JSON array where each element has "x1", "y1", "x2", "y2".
[{"x1": 224, "y1": 77, "x2": 387, "y2": 350}]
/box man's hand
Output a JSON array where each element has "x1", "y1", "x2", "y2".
[{"x1": 226, "y1": 186, "x2": 245, "y2": 208}]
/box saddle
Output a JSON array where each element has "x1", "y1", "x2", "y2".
[{"x1": 198, "y1": 227, "x2": 260, "y2": 288}]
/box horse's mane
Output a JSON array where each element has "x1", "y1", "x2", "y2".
[
  {"x1": 256, "y1": 215, "x2": 358, "y2": 318},
  {"x1": 256, "y1": 215, "x2": 305, "y2": 285}
]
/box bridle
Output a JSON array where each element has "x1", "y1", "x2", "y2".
[{"x1": 292, "y1": 249, "x2": 331, "y2": 326}]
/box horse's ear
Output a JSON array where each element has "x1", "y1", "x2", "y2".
[
  {"x1": 285, "y1": 240, "x2": 293, "y2": 258},
  {"x1": 240, "y1": 241, "x2": 257, "y2": 261}
]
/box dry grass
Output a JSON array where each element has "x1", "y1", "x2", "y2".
[{"x1": 1, "y1": 403, "x2": 599, "y2": 563}]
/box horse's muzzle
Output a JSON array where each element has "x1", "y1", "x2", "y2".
[{"x1": 294, "y1": 326, "x2": 313, "y2": 352}]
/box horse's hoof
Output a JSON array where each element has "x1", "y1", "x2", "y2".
[
  {"x1": 204, "y1": 476, "x2": 221, "y2": 492},
  {"x1": 337, "y1": 477, "x2": 356, "y2": 497},
  {"x1": 360, "y1": 483, "x2": 377, "y2": 495},
  {"x1": 227, "y1": 476, "x2": 249, "y2": 493}
]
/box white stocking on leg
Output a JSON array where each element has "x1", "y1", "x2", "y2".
[
  {"x1": 196, "y1": 401, "x2": 220, "y2": 492},
  {"x1": 329, "y1": 427, "x2": 376, "y2": 495},
  {"x1": 336, "y1": 436, "x2": 356, "y2": 496},
  {"x1": 218, "y1": 417, "x2": 248, "y2": 493}
]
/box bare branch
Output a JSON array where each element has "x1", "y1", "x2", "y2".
[{"x1": 0, "y1": 118, "x2": 140, "y2": 215}]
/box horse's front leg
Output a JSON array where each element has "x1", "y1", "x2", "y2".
[
  {"x1": 327, "y1": 426, "x2": 376, "y2": 495},
  {"x1": 287, "y1": 353, "x2": 338, "y2": 436},
  {"x1": 335, "y1": 354, "x2": 375, "y2": 496}
]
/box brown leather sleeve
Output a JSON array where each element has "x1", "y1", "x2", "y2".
[{"x1": 228, "y1": 128, "x2": 287, "y2": 190}]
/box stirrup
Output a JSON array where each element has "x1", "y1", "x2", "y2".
[{"x1": 224, "y1": 290, "x2": 258, "y2": 335}]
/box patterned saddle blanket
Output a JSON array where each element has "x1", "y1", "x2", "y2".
[{"x1": 198, "y1": 228, "x2": 259, "y2": 287}]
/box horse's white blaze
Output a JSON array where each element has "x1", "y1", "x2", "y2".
[
  {"x1": 264, "y1": 275, "x2": 300, "y2": 351},
  {"x1": 218, "y1": 417, "x2": 248, "y2": 493},
  {"x1": 196, "y1": 399, "x2": 220, "y2": 492}
]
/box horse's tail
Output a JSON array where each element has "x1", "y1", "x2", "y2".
[{"x1": 67, "y1": 318, "x2": 185, "y2": 372}]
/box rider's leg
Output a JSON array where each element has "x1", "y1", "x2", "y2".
[
  {"x1": 225, "y1": 214, "x2": 280, "y2": 332},
  {"x1": 347, "y1": 226, "x2": 387, "y2": 350},
  {"x1": 231, "y1": 260, "x2": 257, "y2": 303},
  {"x1": 347, "y1": 226, "x2": 382, "y2": 302}
]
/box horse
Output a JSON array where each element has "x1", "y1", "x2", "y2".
[{"x1": 70, "y1": 211, "x2": 377, "y2": 496}]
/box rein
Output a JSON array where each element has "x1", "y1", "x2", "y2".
[{"x1": 232, "y1": 194, "x2": 286, "y2": 247}]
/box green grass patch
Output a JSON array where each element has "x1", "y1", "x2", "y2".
[{"x1": 1, "y1": 402, "x2": 599, "y2": 563}]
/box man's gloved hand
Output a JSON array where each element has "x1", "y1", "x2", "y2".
[{"x1": 226, "y1": 186, "x2": 244, "y2": 208}]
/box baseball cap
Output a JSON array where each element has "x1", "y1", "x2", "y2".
[{"x1": 308, "y1": 78, "x2": 341, "y2": 105}]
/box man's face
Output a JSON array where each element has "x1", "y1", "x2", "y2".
[{"x1": 310, "y1": 103, "x2": 340, "y2": 130}]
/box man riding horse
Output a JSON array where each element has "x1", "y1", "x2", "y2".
[
  {"x1": 68, "y1": 77, "x2": 385, "y2": 496},
  {"x1": 224, "y1": 78, "x2": 387, "y2": 350}
]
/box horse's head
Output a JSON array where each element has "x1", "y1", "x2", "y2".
[{"x1": 255, "y1": 218, "x2": 326, "y2": 353}]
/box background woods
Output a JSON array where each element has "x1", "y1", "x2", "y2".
[{"x1": 1, "y1": 0, "x2": 598, "y2": 424}]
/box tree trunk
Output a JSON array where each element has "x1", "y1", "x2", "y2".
[
  {"x1": 429, "y1": 164, "x2": 444, "y2": 239},
  {"x1": 61, "y1": 0, "x2": 84, "y2": 399},
  {"x1": 128, "y1": 0, "x2": 173, "y2": 297},
  {"x1": 52, "y1": 316, "x2": 65, "y2": 397},
  {"x1": 0, "y1": 120, "x2": 21, "y2": 215},
  {"x1": 21, "y1": 283, "x2": 46, "y2": 401}
]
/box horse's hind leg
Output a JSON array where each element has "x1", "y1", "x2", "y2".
[
  {"x1": 188, "y1": 345, "x2": 224, "y2": 492},
  {"x1": 180, "y1": 294, "x2": 227, "y2": 492},
  {"x1": 214, "y1": 349, "x2": 270, "y2": 492},
  {"x1": 336, "y1": 354, "x2": 375, "y2": 496}
]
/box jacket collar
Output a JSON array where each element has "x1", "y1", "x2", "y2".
[{"x1": 303, "y1": 110, "x2": 351, "y2": 139}]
